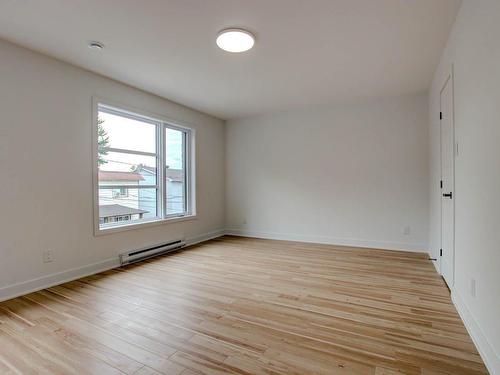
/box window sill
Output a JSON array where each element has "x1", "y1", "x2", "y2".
[{"x1": 94, "y1": 215, "x2": 197, "y2": 236}]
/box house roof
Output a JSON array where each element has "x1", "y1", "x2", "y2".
[
  {"x1": 134, "y1": 165, "x2": 184, "y2": 182},
  {"x1": 136, "y1": 165, "x2": 156, "y2": 174},
  {"x1": 165, "y1": 168, "x2": 183, "y2": 182},
  {"x1": 99, "y1": 171, "x2": 144, "y2": 181},
  {"x1": 99, "y1": 167, "x2": 183, "y2": 182},
  {"x1": 99, "y1": 204, "x2": 148, "y2": 218}
]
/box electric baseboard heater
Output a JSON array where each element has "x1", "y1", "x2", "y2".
[{"x1": 119, "y1": 239, "x2": 186, "y2": 266}]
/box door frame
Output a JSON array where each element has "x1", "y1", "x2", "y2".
[{"x1": 439, "y1": 64, "x2": 456, "y2": 286}]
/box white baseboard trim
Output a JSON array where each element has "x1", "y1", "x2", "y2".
[
  {"x1": 186, "y1": 229, "x2": 226, "y2": 246},
  {"x1": 0, "y1": 229, "x2": 426, "y2": 303},
  {"x1": 431, "y1": 256, "x2": 441, "y2": 273},
  {"x1": 451, "y1": 289, "x2": 499, "y2": 375},
  {"x1": 0, "y1": 257, "x2": 120, "y2": 303},
  {"x1": 0, "y1": 229, "x2": 225, "y2": 303},
  {"x1": 225, "y1": 228, "x2": 427, "y2": 253}
]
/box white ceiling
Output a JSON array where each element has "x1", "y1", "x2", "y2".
[{"x1": 0, "y1": 0, "x2": 460, "y2": 119}]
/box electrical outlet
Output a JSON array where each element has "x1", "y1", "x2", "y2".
[
  {"x1": 403, "y1": 226, "x2": 411, "y2": 235},
  {"x1": 43, "y1": 250, "x2": 54, "y2": 263},
  {"x1": 470, "y1": 278, "x2": 476, "y2": 298}
]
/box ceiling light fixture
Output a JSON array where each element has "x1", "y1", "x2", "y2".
[
  {"x1": 88, "y1": 41, "x2": 104, "y2": 50},
  {"x1": 216, "y1": 28, "x2": 255, "y2": 53}
]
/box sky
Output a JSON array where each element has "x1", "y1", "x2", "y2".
[{"x1": 98, "y1": 111, "x2": 183, "y2": 172}]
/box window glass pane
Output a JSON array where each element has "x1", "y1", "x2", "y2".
[
  {"x1": 95, "y1": 103, "x2": 193, "y2": 231},
  {"x1": 98, "y1": 109, "x2": 156, "y2": 153},
  {"x1": 165, "y1": 128, "x2": 186, "y2": 215},
  {"x1": 99, "y1": 187, "x2": 158, "y2": 228},
  {"x1": 99, "y1": 152, "x2": 157, "y2": 186}
]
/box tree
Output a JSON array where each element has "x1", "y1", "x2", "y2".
[{"x1": 97, "y1": 117, "x2": 110, "y2": 166}]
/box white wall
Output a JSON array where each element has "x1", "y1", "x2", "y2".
[
  {"x1": 0, "y1": 39, "x2": 225, "y2": 299},
  {"x1": 428, "y1": 1, "x2": 500, "y2": 373},
  {"x1": 226, "y1": 94, "x2": 429, "y2": 251}
]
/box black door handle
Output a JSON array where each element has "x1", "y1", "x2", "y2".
[{"x1": 443, "y1": 192, "x2": 453, "y2": 199}]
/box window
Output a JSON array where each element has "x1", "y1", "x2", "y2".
[
  {"x1": 112, "y1": 187, "x2": 129, "y2": 198},
  {"x1": 94, "y1": 101, "x2": 194, "y2": 233}
]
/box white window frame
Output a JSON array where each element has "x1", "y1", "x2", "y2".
[{"x1": 92, "y1": 97, "x2": 196, "y2": 236}]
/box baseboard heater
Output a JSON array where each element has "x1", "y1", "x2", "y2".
[{"x1": 119, "y1": 239, "x2": 186, "y2": 266}]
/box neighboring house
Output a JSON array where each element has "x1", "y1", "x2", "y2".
[
  {"x1": 99, "y1": 204, "x2": 148, "y2": 224},
  {"x1": 98, "y1": 170, "x2": 148, "y2": 224},
  {"x1": 134, "y1": 165, "x2": 185, "y2": 214},
  {"x1": 133, "y1": 165, "x2": 157, "y2": 218},
  {"x1": 98, "y1": 166, "x2": 184, "y2": 224}
]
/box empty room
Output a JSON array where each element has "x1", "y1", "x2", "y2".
[{"x1": 0, "y1": 1, "x2": 499, "y2": 374}]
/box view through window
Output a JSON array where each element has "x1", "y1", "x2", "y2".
[{"x1": 97, "y1": 104, "x2": 192, "y2": 230}]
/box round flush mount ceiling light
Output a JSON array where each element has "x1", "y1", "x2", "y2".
[
  {"x1": 88, "y1": 41, "x2": 104, "y2": 50},
  {"x1": 216, "y1": 28, "x2": 255, "y2": 53}
]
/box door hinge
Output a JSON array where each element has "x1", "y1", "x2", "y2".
[
  {"x1": 440, "y1": 249, "x2": 443, "y2": 257},
  {"x1": 440, "y1": 112, "x2": 443, "y2": 120},
  {"x1": 440, "y1": 180, "x2": 443, "y2": 189}
]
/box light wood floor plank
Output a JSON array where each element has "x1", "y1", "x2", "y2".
[{"x1": 0, "y1": 236, "x2": 489, "y2": 375}]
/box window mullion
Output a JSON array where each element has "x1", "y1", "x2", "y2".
[
  {"x1": 158, "y1": 123, "x2": 166, "y2": 219},
  {"x1": 100, "y1": 147, "x2": 157, "y2": 157}
]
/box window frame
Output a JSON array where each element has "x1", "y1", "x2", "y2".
[{"x1": 92, "y1": 97, "x2": 196, "y2": 236}]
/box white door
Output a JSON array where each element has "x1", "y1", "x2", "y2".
[{"x1": 440, "y1": 75, "x2": 455, "y2": 287}]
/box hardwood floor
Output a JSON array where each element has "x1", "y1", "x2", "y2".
[{"x1": 0, "y1": 236, "x2": 489, "y2": 375}]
